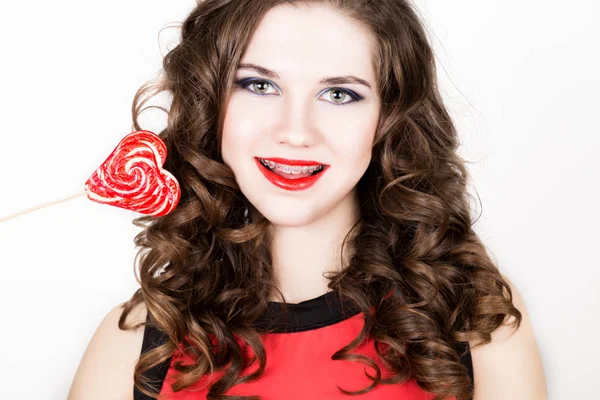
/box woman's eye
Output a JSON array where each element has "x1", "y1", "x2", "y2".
[
  {"x1": 234, "y1": 78, "x2": 362, "y2": 106},
  {"x1": 243, "y1": 79, "x2": 278, "y2": 96},
  {"x1": 321, "y1": 88, "x2": 360, "y2": 106}
]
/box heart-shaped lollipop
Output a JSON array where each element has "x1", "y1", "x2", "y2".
[{"x1": 84, "y1": 130, "x2": 181, "y2": 216}]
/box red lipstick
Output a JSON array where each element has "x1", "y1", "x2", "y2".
[{"x1": 254, "y1": 157, "x2": 328, "y2": 191}]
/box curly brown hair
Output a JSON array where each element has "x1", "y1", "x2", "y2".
[{"x1": 118, "y1": 0, "x2": 522, "y2": 399}]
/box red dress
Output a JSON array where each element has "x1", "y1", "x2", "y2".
[{"x1": 134, "y1": 290, "x2": 473, "y2": 399}]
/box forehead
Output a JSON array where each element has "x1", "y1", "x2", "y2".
[{"x1": 238, "y1": 4, "x2": 376, "y2": 85}]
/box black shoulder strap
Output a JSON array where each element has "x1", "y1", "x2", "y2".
[
  {"x1": 133, "y1": 311, "x2": 173, "y2": 400},
  {"x1": 453, "y1": 341, "x2": 474, "y2": 384}
]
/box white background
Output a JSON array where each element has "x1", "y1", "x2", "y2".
[{"x1": 0, "y1": 1, "x2": 598, "y2": 399}]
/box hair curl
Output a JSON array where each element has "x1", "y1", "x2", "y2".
[{"x1": 118, "y1": 1, "x2": 522, "y2": 399}]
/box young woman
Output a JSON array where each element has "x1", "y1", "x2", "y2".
[{"x1": 68, "y1": 1, "x2": 547, "y2": 399}]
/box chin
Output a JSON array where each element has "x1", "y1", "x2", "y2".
[{"x1": 255, "y1": 204, "x2": 320, "y2": 228}]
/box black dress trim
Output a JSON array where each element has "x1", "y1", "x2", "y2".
[{"x1": 252, "y1": 290, "x2": 363, "y2": 333}]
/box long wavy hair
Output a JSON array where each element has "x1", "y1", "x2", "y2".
[{"x1": 118, "y1": 0, "x2": 522, "y2": 399}]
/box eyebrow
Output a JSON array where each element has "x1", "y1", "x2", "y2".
[{"x1": 237, "y1": 62, "x2": 372, "y2": 90}]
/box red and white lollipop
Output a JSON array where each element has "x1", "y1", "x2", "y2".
[
  {"x1": 0, "y1": 130, "x2": 181, "y2": 223},
  {"x1": 84, "y1": 130, "x2": 181, "y2": 217}
]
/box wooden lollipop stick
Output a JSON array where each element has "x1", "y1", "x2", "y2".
[{"x1": 0, "y1": 190, "x2": 87, "y2": 224}]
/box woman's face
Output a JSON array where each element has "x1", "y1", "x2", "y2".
[{"x1": 222, "y1": 4, "x2": 380, "y2": 227}]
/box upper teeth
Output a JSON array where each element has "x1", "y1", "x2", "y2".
[{"x1": 259, "y1": 158, "x2": 324, "y2": 174}]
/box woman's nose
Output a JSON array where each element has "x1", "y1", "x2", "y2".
[{"x1": 272, "y1": 96, "x2": 320, "y2": 148}]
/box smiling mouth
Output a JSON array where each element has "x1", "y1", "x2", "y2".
[
  {"x1": 254, "y1": 157, "x2": 328, "y2": 191},
  {"x1": 257, "y1": 158, "x2": 325, "y2": 179}
]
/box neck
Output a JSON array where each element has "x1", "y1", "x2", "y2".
[{"x1": 268, "y1": 189, "x2": 360, "y2": 304}]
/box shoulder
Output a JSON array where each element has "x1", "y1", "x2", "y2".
[
  {"x1": 469, "y1": 275, "x2": 548, "y2": 400},
  {"x1": 67, "y1": 300, "x2": 148, "y2": 400}
]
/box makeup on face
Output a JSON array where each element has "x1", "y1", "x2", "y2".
[
  {"x1": 220, "y1": 4, "x2": 379, "y2": 227},
  {"x1": 254, "y1": 157, "x2": 329, "y2": 191},
  {"x1": 233, "y1": 73, "x2": 366, "y2": 107}
]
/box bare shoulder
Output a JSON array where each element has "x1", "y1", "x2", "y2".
[
  {"x1": 67, "y1": 300, "x2": 148, "y2": 400},
  {"x1": 470, "y1": 275, "x2": 548, "y2": 400}
]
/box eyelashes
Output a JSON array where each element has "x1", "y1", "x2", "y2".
[{"x1": 234, "y1": 78, "x2": 363, "y2": 106}]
